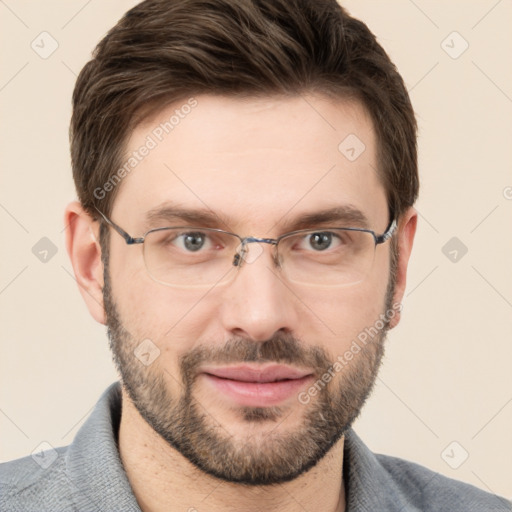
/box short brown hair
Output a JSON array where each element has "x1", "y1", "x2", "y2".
[{"x1": 70, "y1": 0, "x2": 418, "y2": 221}]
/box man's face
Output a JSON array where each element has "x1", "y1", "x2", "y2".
[{"x1": 103, "y1": 94, "x2": 394, "y2": 484}]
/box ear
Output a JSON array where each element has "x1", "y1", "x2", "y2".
[
  {"x1": 388, "y1": 207, "x2": 417, "y2": 329},
  {"x1": 64, "y1": 201, "x2": 106, "y2": 325}
]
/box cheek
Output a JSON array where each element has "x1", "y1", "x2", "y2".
[
  {"x1": 112, "y1": 267, "x2": 223, "y2": 372},
  {"x1": 118, "y1": 285, "x2": 211, "y2": 337},
  {"x1": 299, "y1": 264, "x2": 390, "y2": 357}
]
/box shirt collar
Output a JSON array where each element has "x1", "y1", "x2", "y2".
[
  {"x1": 65, "y1": 382, "x2": 141, "y2": 511},
  {"x1": 64, "y1": 381, "x2": 410, "y2": 512}
]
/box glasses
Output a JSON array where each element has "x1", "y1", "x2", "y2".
[{"x1": 95, "y1": 209, "x2": 397, "y2": 288}]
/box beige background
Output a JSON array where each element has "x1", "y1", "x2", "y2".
[{"x1": 1, "y1": 0, "x2": 511, "y2": 500}]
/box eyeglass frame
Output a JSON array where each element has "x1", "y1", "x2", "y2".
[{"x1": 94, "y1": 207, "x2": 397, "y2": 266}]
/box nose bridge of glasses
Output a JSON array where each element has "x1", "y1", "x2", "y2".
[{"x1": 233, "y1": 236, "x2": 278, "y2": 267}]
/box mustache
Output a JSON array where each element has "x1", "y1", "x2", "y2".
[{"x1": 179, "y1": 332, "x2": 332, "y2": 384}]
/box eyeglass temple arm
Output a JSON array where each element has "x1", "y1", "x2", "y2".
[
  {"x1": 375, "y1": 218, "x2": 397, "y2": 244},
  {"x1": 94, "y1": 207, "x2": 144, "y2": 245}
]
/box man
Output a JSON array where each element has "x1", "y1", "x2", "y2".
[{"x1": 1, "y1": 0, "x2": 510, "y2": 510}]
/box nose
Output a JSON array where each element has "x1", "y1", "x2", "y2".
[{"x1": 218, "y1": 243, "x2": 299, "y2": 342}]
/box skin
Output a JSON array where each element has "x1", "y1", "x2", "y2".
[{"x1": 65, "y1": 93, "x2": 417, "y2": 512}]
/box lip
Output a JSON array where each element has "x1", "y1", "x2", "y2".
[
  {"x1": 200, "y1": 364, "x2": 314, "y2": 407},
  {"x1": 202, "y1": 364, "x2": 312, "y2": 383}
]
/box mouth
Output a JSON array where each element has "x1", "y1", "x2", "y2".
[{"x1": 199, "y1": 364, "x2": 314, "y2": 407}]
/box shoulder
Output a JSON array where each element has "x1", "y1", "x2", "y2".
[
  {"x1": 343, "y1": 429, "x2": 510, "y2": 511},
  {"x1": 375, "y1": 452, "x2": 511, "y2": 511},
  {"x1": 0, "y1": 383, "x2": 138, "y2": 512},
  {"x1": 0, "y1": 446, "x2": 79, "y2": 511}
]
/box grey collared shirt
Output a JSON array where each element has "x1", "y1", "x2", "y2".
[{"x1": 1, "y1": 383, "x2": 510, "y2": 511}]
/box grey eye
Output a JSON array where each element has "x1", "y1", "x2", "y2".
[
  {"x1": 308, "y1": 232, "x2": 333, "y2": 251},
  {"x1": 181, "y1": 232, "x2": 207, "y2": 251}
]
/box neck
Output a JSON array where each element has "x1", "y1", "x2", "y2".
[{"x1": 118, "y1": 389, "x2": 346, "y2": 512}]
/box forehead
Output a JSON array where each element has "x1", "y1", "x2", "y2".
[{"x1": 113, "y1": 94, "x2": 387, "y2": 232}]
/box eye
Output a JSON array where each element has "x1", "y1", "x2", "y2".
[
  {"x1": 308, "y1": 232, "x2": 334, "y2": 251},
  {"x1": 174, "y1": 231, "x2": 211, "y2": 252},
  {"x1": 299, "y1": 231, "x2": 343, "y2": 252}
]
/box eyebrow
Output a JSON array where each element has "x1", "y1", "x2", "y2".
[
  {"x1": 284, "y1": 206, "x2": 371, "y2": 231},
  {"x1": 145, "y1": 204, "x2": 229, "y2": 231},
  {"x1": 143, "y1": 202, "x2": 371, "y2": 233}
]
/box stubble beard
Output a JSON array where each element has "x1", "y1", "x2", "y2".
[{"x1": 102, "y1": 253, "x2": 395, "y2": 485}]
